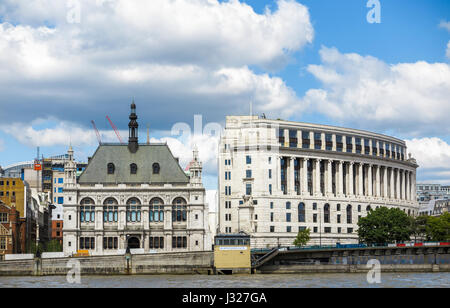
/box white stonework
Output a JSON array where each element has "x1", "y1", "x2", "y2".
[{"x1": 218, "y1": 116, "x2": 419, "y2": 249}]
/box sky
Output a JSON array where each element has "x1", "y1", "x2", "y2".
[{"x1": 0, "y1": 0, "x2": 449, "y2": 191}]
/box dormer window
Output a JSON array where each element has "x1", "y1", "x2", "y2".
[
  {"x1": 130, "y1": 163, "x2": 138, "y2": 175},
  {"x1": 152, "y1": 163, "x2": 160, "y2": 174},
  {"x1": 107, "y1": 163, "x2": 115, "y2": 174}
]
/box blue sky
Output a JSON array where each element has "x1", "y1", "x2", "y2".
[{"x1": 0, "y1": 0, "x2": 449, "y2": 189}]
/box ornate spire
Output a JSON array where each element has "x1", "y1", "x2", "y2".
[{"x1": 128, "y1": 100, "x2": 139, "y2": 153}]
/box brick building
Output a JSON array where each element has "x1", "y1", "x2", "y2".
[{"x1": 0, "y1": 201, "x2": 24, "y2": 259}]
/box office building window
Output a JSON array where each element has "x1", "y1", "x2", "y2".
[
  {"x1": 246, "y1": 170, "x2": 252, "y2": 178},
  {"x1": 286, "y1": 202, "x2": 291, "y2": 209},
  {"x1": 246, "y1": 183, "x2": 252, "y2": 195},
  {"x1": 286, "y1": 213, "x2": 291, "y2": 222},
  {"x1": 103, "y1": 237, "x2": 118, "y2": 250},
  {"x1": 246, "y1": 155, "x2": 252, "y2": 164},
  {"x1": 149, "y1": 237, "x2": 164, "y2": 249},
  {"x1": 298, "y1": 203, "x2": 305, "y2": 222}
]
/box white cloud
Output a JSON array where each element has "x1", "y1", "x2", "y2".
[
  {"x1": 446, "y1": 41, "x2": 450, "y2": 59},
  {"x1": 303, "y1": 46, "x2": 450, "y2": 136},
  {"x1": 406, "y1": 137, "x2": 450, "y2": 184},
  {"x1": 439, "y1": 20, "x2": 450, "y2": 32},
  {"x1": 0, "y1": 0, "x2": 312, "y2": 127}
]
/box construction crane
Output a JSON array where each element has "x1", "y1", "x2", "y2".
[
  {"x1": 91, "y1": 120, "x2": 102, "y2": 145},
  {"x1": 106, "y1": 115, "x2": 124, "y2": 144}
]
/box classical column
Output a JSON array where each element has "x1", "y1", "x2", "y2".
[
  {"x1": 338, "y1": 160, "x2": 344, "y2": 196},
  {"x1": 315, "y1": 159, "x2": 322, "y2": 196},
  {"x1": 348, "y1": 162, "x2": 354, "y2": 196},
  {"x1": 405, "y1": 170, "x2": 410, "y2": 201},
  {"x1": 389, "y1": 168, "x2": 395, "y2": 199},
  {"x1": 327, "y1": 160, "x2": 333, "y2": 196},
  {"x1": 375, "y1": 165, "x2": 381, "y2": 197},
  {"x1": 289, "y1": 157, "x2": 295, "y2": 195},
  {"x1": 368, "y1": 164, "x2": 373, "y2": 197},
  {"x1": 302, "y1": 158, "x2": 309, "y2": 196},
  {"x1": 412, "y1": 170, "x2": 417, "y2": 202},
  {"x1": 276, "y1": 155, "x2": 282, "y2": 191},
  {"x1": 396, "y1": 168, "x2": 401, "y2": 200},
  {"x1": 383, "y1": 167, "x2": 388, "y2": 198},
  {"x1": 358, "y1": 163, "x2": 364, "y2": 196}
]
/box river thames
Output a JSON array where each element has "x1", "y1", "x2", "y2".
[{"x1": 0, "y1": 272, "x2": 448, "y2": 288}]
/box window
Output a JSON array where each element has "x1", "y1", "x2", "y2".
[
  {"x1": 346, "y1": 205, "x2": 352, "y2": 224},
  {"x1": 314, "y1": 132, "x2": 322, "y2": 150},
  {"x1": 336, "y1": 135, "x2": 343, "y2": 152},
  {"x1": 338, "y1": 227, "x2": 341, "y2": 234},
  {"x1": 355, "y1": 138, "x2": 362, "y2": 154},
  {"x1": 150, "y1": 198, "x2": 164, "y2": 222},
  {"x1": 346, "y1": 137, "x2": 353, "y2": 153},
  {"x1": 58, "y1": 178, "x2": 63, "y2": 184},
  {"x1": 246, "y1": 183, "x2": 252, "y2": 195},
  {"x1": 172, "y1": 236, "x2": 187, "y2": 249},
  {"x1": 337, "y1": 203, "x2": 341, "y2": 211},
  {"x1": 107, "y1": 163, "x2": 115, "y2": 174},
  {"x1": 270, "y1": 213, "x2": 274, "y2": 222},
  {"x1": 337, "y1": 214, "x2": 341, "y2": 224},
  {"x1": 268, "y1": 169, "x2": 272, "y2": 179},
  {"x1": 313, "y1": 227, "x2": 318, "y2": 233},
  {"x1": 103, "y1": 206, "x2": 118, "y2": 223},
  {"x1": 298, "y1": 203, "x2": 305, "y2": 222},
  {"x1": 313, "y1": 214, "x2": 317, "y2": 223},
  {"x1": 358, "y1": 204, "x2": 361, "y2": 212},
  {"x1": 80, "y1": 202, "x2": 95, "y2": 223},
  {"x1": 58, "y1": 187, "x2": 63, "y2": 193},
  {"x1": 270, "y1": 226, "x2": 275, "y2": 233},
  {"x1": 0, "y1": 237, "x2": 6, "y2": 250},
  {"x1": 103, "y1": 237, "x2": 118, "y2": 250},
  {"x1": 347, "y1": 228, "x2": 353, "y2": 234},
  {"x1": 246, "y1": 170, "x2": 252, "y2": 178},
  {"x1": 0, "y1": 213, "x2": 8, "y2": 223},
  {"x1": 302, "y1": 131, "x2": 310, "y2": 149},
  {"x1": 130, "y1": 163, "x2": 138, "y2": 174},
  {"x1": 270, "y1": 202, "x2": 274, "y2": 209},
  {"x1": 152, "y1": 163, "x2": 160, "y2": 174},
  {"x1": 325, "y1": 134, "x2": 333, "y2": 151},
  {"x1": 269, "y1": 184, "x2": 272, "y2": 195},
  {"x1": 246, "y1": 155, "x2": 252, "y2": 164},
  {"x1": 286, "y1": 213, "x2": 291, "y2": 222},
  {"x1": 287, "y1": 226, "x2": 292, "y2": 232},
  {"x1": 172, "y1": 198, "x2": 187, "y2": 222},
  {"x1": 286, "y1": 202, "x2": 291, "y2": 210},
  {"x1": 126, "y1": 199, "x2": 142, "y2": 222},
  {"x1": 313, "y1": 203, "x2": 317, "y2": 210},
  {"x1": 324, "y1": 227, "x2": 331, "y2": 233},
  {"x1": 149, "y1": 237, "x2": 164, "y2": 249},
  {"x1": 79, "y1": 237, "x2": 95, "y2": 250},
  {"x1": 324, "y1": 204, "x2": 330, "y2": 223},
  {"x1": 57, "y1": 197, "x2": 64, "y2": 204}
]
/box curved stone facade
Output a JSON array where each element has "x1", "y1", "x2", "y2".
[{"x1": 218, "y1": 116, "x2": 419, "y2": 248}]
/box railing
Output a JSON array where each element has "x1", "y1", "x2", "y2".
[{"x1": 252, "y1": 248, "x2": 279, "y2": 268}]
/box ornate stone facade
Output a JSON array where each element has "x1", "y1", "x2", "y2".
[{"x1": 218, "y1": 116, "x2": 419, "y2": 248}]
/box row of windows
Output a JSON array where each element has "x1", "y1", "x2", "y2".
[
  {"x1": 269, "y1": 226, "x2": 354, "y2": 234},
  {"x1": 82, "y1": 197, "x2": 186, "y2": 206},
  {"x1": 107, "y1": 163, "x2": 160, "y2": 175},
  {"x1": 279, "y1": 129, "x2": 405, "y2": 160},
  {"x1": 81, "y1": 236, "x2": 191, "y2": 250},
  {"x1": 0, "y1": 237, "x2": 6, "y2": 250},
  {"x1": 0, "y1": 180, "x2": 16, "y2": 186},
  {"x1": 82, "y1": 206, "x2": 186, "y2": 223},
  {"x1": 0, "y1": 191, "x2": 15, "y2": 197}
]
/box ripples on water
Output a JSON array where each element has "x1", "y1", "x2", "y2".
[{"x1": 0, "y1": 273, "x2": 449, "y2": 288}]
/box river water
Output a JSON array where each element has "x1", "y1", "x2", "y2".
[{"x1": 0, "y1": 273, "x2": 448, "y2": 288}]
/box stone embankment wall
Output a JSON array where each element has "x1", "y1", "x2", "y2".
[{"x1": 0, "y1": 251, "x2": 214, "y2": 276}]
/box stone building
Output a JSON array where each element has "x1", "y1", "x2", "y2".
[
  {"x1": 0, "y1": 200, "x2": 22, "y2": 258},
  {"x1": 63, "y1": 103, "x2": 210, "y2": 256},
  {"x1": 218, "y1": 116, "x2": 419, "y2": 248}
]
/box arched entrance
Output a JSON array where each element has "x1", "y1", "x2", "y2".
[{"x1": 127, "y1": 236, "x2": 140, "y2": 249}]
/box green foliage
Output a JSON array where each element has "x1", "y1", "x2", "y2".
[
  {"x1": 357, "y1": 207, "x2": 412, "y2": 244},
  {"x1": 293, "y1": 228, "x2": 311, "y2": 247},
  {"x1": 45, "y1": 239, "x2": 63, "y2": 252},
  {"x1": 424, "y1": 212, "x2": 450, "y2": 242}
]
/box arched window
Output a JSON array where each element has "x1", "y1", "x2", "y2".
[
  {"x1": 126, "y1": 198, "x2": 141, "y2": 222},
  {"x1": 150, "y1": 197, "x2": 164, "y2": 222},
  {"x1": 172, "y1": 197, "x2": 187, "y2": 222},
  {"x1": 103, "y1": 197, "x2": 118, "y2": 205},
  {"x1": 80, "y1": 198, "x2": 95, "y2": 223},
  {"x1": 152, "y1": 163, "x2": 160, "y2": 174},
  {"x1": 366, "y1": 205, "x2": 372, "y2": 212},
  {"x1": 298, "y1": 202, "x2": 305, "y2": 223},
  {"x1": 130, "y1": 163, "x2": 138, "y2": 175},
  {"x1": 107, "y1": 163, "x2": 115, "y2": 174},
  {"x1": 346, "y1": 204, "x2": 352, "y2": 224},
  {"x1": 324, "y1": 204, "x2": 330, "y2": 223}
]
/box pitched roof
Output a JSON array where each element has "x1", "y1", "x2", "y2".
[{"x1": 78, "y1": 144, "x2": 189, "y2": 185}]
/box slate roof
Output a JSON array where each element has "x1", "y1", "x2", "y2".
[{"x1": 78, "y1": 144, "x2": 189, "y2": 184}]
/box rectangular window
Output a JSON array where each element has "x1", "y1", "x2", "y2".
[
  {"x1": 58, "y1": 187, "x2": 63, "y2": 193},
  {"x1": 0, "y1": 213, "x2": 8, "y2": 223},
  {"x1": 270, "y1": 212, "x2": 274, "y2": 222},
  {"x1": 246, "y1": 183, "x2": 252, "y2": 195},
  {"x1": 336, "y1": 135, "x2": 343, "y2": 152},
  {"x1": 314, "y1": 132, "x2": 322, "y2": 150},
  {"x1": 355, "y1": 138, "x2": 362, "y2": 154},
  {"x1": 287, "y1": 226, "x2": 292, "y2": 233},
  {"x1": 325, "y1": 134, "x2": 333, "y2": 151},
  {"x1": 268, "y1": 169, "x2": 272, "y2": 179},
  {"x1": 246, "y1": 155, "x2": 252, "y2": 164},
  {"x1": 246, "y1": 170, "x2": 252, "y2": 178},
  {"x1": 302, "y1": 131, "x2": 310, "y2": 149},
  {"x1": 269, "y1": 184, "x2": 272, "y2": 195},
  {"x1": 57, "y1": 197, "x2": 64, "y2": 204},
  {"x1": 286, "y1": 202, "x2": 291, "y2": 209},
  {"x1": 347, "y1": 228, "x2": 353, "y2": 234},
  {"x1": 346, "y1": 137, "x2": 353, "y2": 153},
  {"x1": 286, "y1": 213, "x2": 291, "y2": 222},
  {"x1": 313, "y1": 214, "x2": 317, "y2": 223},
  {"x1": 325, "y1": 227, "x2": 331, "y2": 233},
  {"x1": 270, "y1": 226, "x2": 275, "y2": 233},
  {"x1": 58, "y1": 178, "x2": 63, "y2": 184}
]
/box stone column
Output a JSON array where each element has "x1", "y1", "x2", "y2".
[
  {"x1": 302, "y1": 158, "x2": 309, "y2": 196},
  {"x1": 396, "y1": 168, "x2": 401, "y2": 200},
  {"x1": 368, "y1": 164, "x2": 373, "y2": 197},
  {"x1": 358, "y1": 163, "x2": 364, "y2": 196},
  {"x1": 289, "y1": 157, "x2": 295, "y2": 195},
  {"x1": 389, "y1": 168, "x2": 395, "y2": 199},
  {"x1": 315, "y1": 159, "x2": 322, "y2": 196},
  {"x1": 411, "y1": 170, "x2": 417, "y2": 202},
  {"x1": 405, "y1": 170, "x2": 410, "y2": 201},
  {"x1": 327, "y1": 160, "x2": 333, "y2": 196},
  {"x1": 276, "y1": 155, "x2": 282, "y2": 191},
  {"x1": 338, "y1": 160, "x2": 344, "y2": 196},
  {"x1": 349, "y1": 162, "x2": 354, "y2": 196},
  {"x1": 375, "y1": 165, "x2": 381, "y2": 197}
]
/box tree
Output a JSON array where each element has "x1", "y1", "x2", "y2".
[
  {"x1": 410, "y1": 215, "x2": 428, "y2": 242},
  {"x1": 357, "y1": 207, "x2": 412, "y2": 244},
  {"x1": 293, "y1": 228, "x2": 310, "y2": 247},
  {"x1": 45, "y1": 239, "x2": 63, "y2": 252},
  {"x1": 425, "y1": 212, "x2": 450, "y2": 242}
]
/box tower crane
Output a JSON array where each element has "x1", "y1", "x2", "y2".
[
  {"x1": 106, "y1": 115, "x2": 124, "y2": 144},
  {"x1": 91, "y1": 120, "x2": 102, "y2": 145}
]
